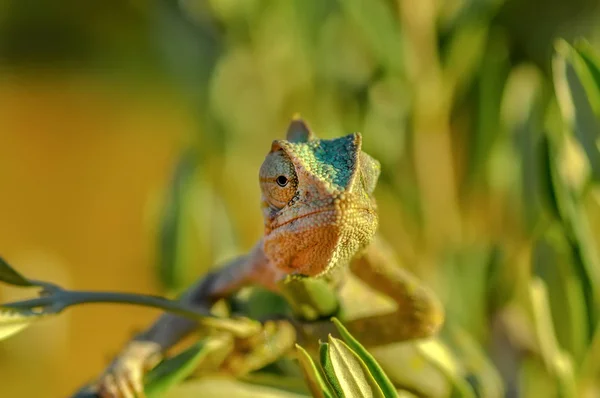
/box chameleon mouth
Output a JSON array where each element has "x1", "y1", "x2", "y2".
[
  {"x1": 269, "y1": 207, "x2": 376, "y2": 231},
  {"x1": 269, "y1": 209, "x2": 336, "y2": 231}
]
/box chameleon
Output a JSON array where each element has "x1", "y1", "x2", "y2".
[{"x1": 93, "y1": 116, "x2": 445, "y2": 397}]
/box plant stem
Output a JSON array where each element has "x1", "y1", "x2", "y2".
[
  {"x1": 64, "y1": 290, "x2": 211, "y2": 318},
  {"x1": 2, "y1": 289, "x2": 262, "y2": 336},
  {"x1": 3, "y1": 290, "x2": 209, "y2": 320}
]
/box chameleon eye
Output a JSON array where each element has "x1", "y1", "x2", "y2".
[
  {"x1": 276, "y1": 176, "x2": 288, "y2": 187},
  {"x1": 259, "y1": 151, "x2": 298, "y2": 208}
]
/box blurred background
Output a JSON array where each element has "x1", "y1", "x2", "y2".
[{"x1": 1, "y1": 0, "x2": 600, "y2": 397}]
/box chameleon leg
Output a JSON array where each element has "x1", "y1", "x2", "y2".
[
  {"x1": 347, "y1": 235, "x2": 445, "y2": 343},
  {"x1": 293, "y1": 235, "x2": 444, "y2": 350},
  {"x1": 95, "y1": 243, "x2": 271, "y2": 398}
]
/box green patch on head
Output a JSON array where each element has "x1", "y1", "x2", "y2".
[{"x1": 278, "y1": 133, "x2": 362, "y2": 192}]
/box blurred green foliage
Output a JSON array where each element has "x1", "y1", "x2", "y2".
[
  {"x1": 3, "y1": 0, "x2": 600, "y2": 396},
  {"x1": 154, "y1": 0, "x2": 600, "y2": 394}
]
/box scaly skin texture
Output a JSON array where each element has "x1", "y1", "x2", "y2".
[
  {"x1": 92, "y1": 117, "x2": 444, "y2": 398},
  {"x1": 261, "y1": 120, "x2": 379, "y2": 277}
]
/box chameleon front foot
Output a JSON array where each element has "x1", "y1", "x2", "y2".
[
  {"x1": 93, "y1": 319, "x2": 296, "y2": 397},
  {"x1": 96, "y1": 341, "x2": 162, "y2": 398}
]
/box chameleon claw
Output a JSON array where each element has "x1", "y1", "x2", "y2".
[{"x1": 96, "y1": 341, "x2": 159, "y2": 398}]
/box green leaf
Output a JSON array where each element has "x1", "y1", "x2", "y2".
[
  {"x1": 528, "y1": 278, "x2": 577, "y2": 398},
  {"x1": 443, "y1": 21, "x2": 488, "y2": 94},
  {"x1": 145, "y1": 337, "x2": 228, "y2": 398},
  {"x1": 0, "y1": 257, "x2": 33, "y2": 287},
  {"x1": 68, "y1": 335, "x2": 233, "y2": 398},
  {"x1": 579, "y1": 322, "x2": 600, "y2": 392},
  {"x1": 295, "y1": 344, "x2": 335, "y2": 398},
  {"x1": 464, "y1": 32, "x2": 510, "y2": 187},
  {"x1": 502, "y1": 64, "x2": 546, "y2": 229},
  {"x1": 229, "y1": 287, "x2": 291, "y2": 321},
  {"x1": 0, "y1": 306, "x2": 48, "y2": 341},
  {"x1": 327, "y1": 335, "x2": 385, "y2": 398},
  {"x1": 240, "y1": 371, "x2": 311, "y2": 395},
  {"x1": 372, "y1": 342, "x2": 453, "y2": 397},
  {"x1": 320, "y1": 342, "x2": 343, "y2": 398},
  {"x1": 532, "y1": 233, "x2": 588, "y2": 362},
  {"x1": 415, "y1": 341, "x2": 476, "y2": 398},
  {"x1": 554, "y1": 352, "x2": 578, "y2": 398},
  {"x1": 553, "y1": 39, "x2": 600, "y2": 182},
  {"x1": 445, "y1": 323, "x2": 504, "y2": 398},
  {"x1": 279, "y1": 277, "x2": 340, "y2": 321},
  {"x1": 573, "y1": 40, "x2": 600, "y2": 116},
  {"x1": 539, "y1": 132, "x2": 599, "y2": 340},
  {"x1": 162, "y1": 376, "x2": 311, "y2": 398},
  {"x1": 519, "y1": 357, "x2": 559, "y2": 398},
  {"x1": 157, "y1": 150, "x2": 200, "y2": 292},
  {"x1": 331, "y1": 318, "x2": 397, "y2": 397}
]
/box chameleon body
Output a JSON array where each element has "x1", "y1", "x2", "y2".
[{"x1": 95, "y1": 117, "x2": 444, "y2": 397}]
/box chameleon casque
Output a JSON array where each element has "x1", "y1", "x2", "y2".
[{"x1": 94, "y1": 117, "x2": 445, "y2": 397}]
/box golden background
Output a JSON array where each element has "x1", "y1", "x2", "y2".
[{"x1": 1, "y1": 0, "x2": 600, "y2": 396}]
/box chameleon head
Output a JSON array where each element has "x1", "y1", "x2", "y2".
[{"x1": 259, "y1": 116, "x2": 380, "y2": 277}]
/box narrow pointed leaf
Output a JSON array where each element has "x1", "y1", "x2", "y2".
[
  {"x1": 531, "y1": 234, "x2": 588, "y2": 362},
  {"x1": 554, "y1": 352, "x2": 578, "y2": 398},
  {"x1": 579, "y1": 322, "x2": 600, "y2": 392},
  {"x1": 320, "y1": 342, "x2": 343, "y2": 397},
  {"x1": 240, "y1": 371, "x2": 312, "y2": 395},
  {"x1": 68, "y1": 336, "x2": 231, "y2": 398},
  {"x1": 445, "y1": 323, "x2": 504, "y2": 398},
  {"x1": 157, "y1": 150, "x2": 200, "y2": 292},
  {"x1": 0, "y1": 307, "x2": 49, "y2": 340},
  {"x1": 157, "y1": 376, "x2": 311, "y2": 398},
  {"x1": 416, "y1": 340, "x2": 476, "y2": 398},
  {"x1": 573, "y1": 40, "x2": 600, "y2": 115},
  {"x1": 528, "y1": 278, "x2": 577, "y2": 398},
  {"x1": 327, "y1": 334, "x2": 386, "y2": 398},
  {"x1": 295, "y1": 344, "x2": 335, "y2": 398},
  {"x1": 372, "y1": 342, "x2": 453, "y2": 397},
  {"x1": 145, "y1": 337, "x2": 228, "y2": 398},
  {"x1": 331, "y1": 318, "x2": 397, "y2": 397},
  {"x1": 464, "y1": 33, "x2": 510, "y2": 187},
  {"x1": 0, "y1": 257, "x2": 33, "y2": 287},
  {"x1": 553, "y1": 40, "x2": 600, "y2": 182},
  {"x1": 540, "y1": 132, "x2": 599, "y2": 338}
]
